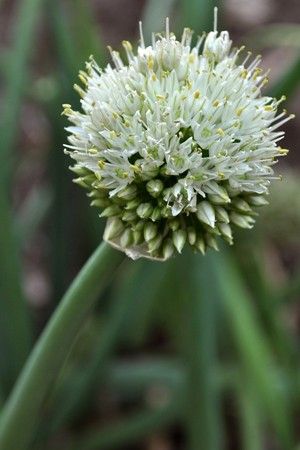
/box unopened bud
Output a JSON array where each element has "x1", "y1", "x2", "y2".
[
  {"x1": 146, "y1": 179, "x2": 164, "y2": 198},
  {"x1": 187, "y1": 226, "x2": 197, "y2": 245},
  {"x1": 117, "y1": 184, "x2": 137, "y2": 200},
  {"x1": 230, "y1": 212, "x2": 255, "y2": 229},
  {"x1": 172, "y1": 229, "x2": 187, "y2": 253},
  {"x1": 196, "y1": 201, "x2": 215, "y2": 228},
  {"x1": 120, "y1": 228, "x2": 134, "y2": 248},
  {"x1": 215, "y1": 206, "x2": 229, "y2": 223},
  {"x1": 163, "y1": 239, "x2": 174, "y2": 259},
  {"x1": 100, "y1": 205, "x2": 121, "y2": 217},
  {"x1": 103, "y1": 218, "x2": 124, "y2": 240},
  {"x1": 144, "y1": 222, "x2": 158, "y2": 242},
  {"x1": 137, "y1": 203, "x2": 153, "y2": 219},
  {"x1": 247, "y1": 195, "x2": 269, "y2": 207}
]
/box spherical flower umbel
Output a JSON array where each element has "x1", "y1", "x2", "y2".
[{"x1": 63, "y1": 11, "x2": 293, "y2": 260}]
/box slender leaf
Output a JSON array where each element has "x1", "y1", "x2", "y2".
[
  {"x1": 70, "y1": 0, "x2": 105, "y2": 63},
  {"x1": 213, "y1": 250, "x2": 293, "y2": 449},
  {"x1": 267, "y1": 55, "x2": 300, "y2": 99},
  {"x1": 247, "y1": 24, "x2": 300, "y2": 50},
  {"x1": 142, "y1": 0, "x2": 177, "y2": 43},
  {"x1": 17, "y1": 186, "x2": 53, "y2": 246},
  {"x1": 180, "y1": 0, "x2": 217, "y2": 33},
  {"x1": 238, "y1": 378, "x2": 264, "y2": 450},
  {"x1": 0, "y1": 0, "x2": 46, "y2": 394},
  {"x1": 71, "y1": 399, "x2": 181, "y2": 450}
]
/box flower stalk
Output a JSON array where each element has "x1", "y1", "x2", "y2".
[{"x1": 0, "y1": 242, "x2": 124, "y2": 450}]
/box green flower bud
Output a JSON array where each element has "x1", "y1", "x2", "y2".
[
  {"x1": 187, "y1": 226, "x2": 197, "y2": 245},
  {"x1": 208, "y1": 193, "x2": 231, "y2": 205},
  {"x1": 195, "y1": 237, "x2": 206, "y2": 255},
  {"x1": 120, "y1": 228, "x2": 134, "y2": 248},
  {"x1": 172, "y1": 229, "x2": 187, "y2": 253},
  {"x1": 163, "y1": 239, "x2": 174, "y2": 259},
  {"x1": 103, "y1": 218, "x2": 124, "y2": 240},
  {"x1": 144, "y1": 222, "x2": 158, "y2": 242},
  {"x1": 230, "y1": 212, "x2": 255, "y2": 229},
  {"x1": 117, "y1": 184, "x2": 137, "y2": 200},
  {"x1": 218, "y1": 222, "x2": 233, "y2": 244},
  {"x1": 122, "y1": 210, "x2": 138, "y2": 222},
  {"x1": 206, "y1": 234, "x2": 219, "y2": 251},
  {"x1": 90, "y1": 198, "x2": 110, "y2": 208},
  {"x1": 146, "y1": 179, "x2": 164, "y2": 198},
  {"x1": 133, "y1": 229, "x2": 144, "y2": 245},
  {"x1": 100, "y1": 204, "x2": 121, "y2": 217},
  {"x1": 148, "y1": 235, "x2": 163, "y2": 253},
  {"x1": 215, "y1": 206, "x2": 230, "y2": 223},
  {"x1": 196, "y1": 201, "x2": 215, "y2": 228},
  {"x1": 205, "y1": 182, "x2": 230, "y2": 202},
  {"x1": 137, "y1": 203, "x2": 153, "y2": 219},
  {"x1": 151, "y1": 207, "x2": 162, "y2": 221},
  {"x1": 247, "y1": 195, "x2": 269, "y2": 207},
  {"x1": 169, "y1": 219, "x2": 180, "y2": 231},
  {"x1": 232, "y1": 198, "x2": 252, "y2": 213},
  {"x1": 125, "y1": 198, "x2": 140, "y2": 210}
]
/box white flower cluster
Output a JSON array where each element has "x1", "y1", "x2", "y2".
[{"x1": 64, "y1": 15, "x2": 292, "y2": 260}]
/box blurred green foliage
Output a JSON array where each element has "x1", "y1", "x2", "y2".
[{"x1": 0, "y1": 0, "x2": 300, "y2": 449}]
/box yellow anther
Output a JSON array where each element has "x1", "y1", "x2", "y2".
[
  {"x1": 156, "y1": 94, "x2": 165, "y2": 101},
  {"x1": 216, "y1": 128, "x2": 225, "y2": 136},
  {"x1": 185, "y1": 79, "x2": 192, "y2": 89},
  {"x1": 194, "y1": 90, "x2": 201, "y2": 99},
  {"x1": 147, "y1": 57, "x2": 154, "y2": 70},
  {"x1": 131, "y1": 164, "x2": 141, "y2": 174},
  {"x1": 73, "y1": 83, "x2": 85, "y2": 97},
  {"x1": 236, "y1": 108, "x2": 244, "y2": 117},
  {"x1": 213, "y1": 100, "x2": 220, "y2": 107},
  {"x1": 122, "y1": 40, "x2": 132, "y2": 51},
  {"x1": 61, "y1": 104, "x2": 73, "y2": 116},
  {"x1": 240, "y1": 69, "x2": 248, "y2": 79},
  {"x1": 278, "y1": 148, "x2": 289, "y2": 155},
  {"x1": 189, "y1": 54, "x2": 195, "y2": 64},
  {"x1": 88, "y1": 148, "x2": 98, "y2": 155},
  {"x1": 253, "y1": 68, "x2": 262, "y2": 80},
  {"x1": 98, "y1": 160, "x2": 106, "y2": 169},
  {"x1": 264, "y1": 105, "x2": 273, "y2": 112},
  {"x1": 151, "y1": 73, "x2": 157, "y2": 81}
]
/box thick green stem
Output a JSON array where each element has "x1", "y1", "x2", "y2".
[
  {"x1": 0, "y1": 242, "x2": 124, "y2": 450},
  {"x1": 180, "y1": 252, "x2": 223, "y2": 450}
]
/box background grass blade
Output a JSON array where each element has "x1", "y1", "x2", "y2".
[
  {"x1": 71, "y1": 399, "x2": 181, "y2": 450},
  {"x1": 142, "y1": 0, "x2": 177, "y2": 43},
  {"x1": 246, "y1": 24, "x2": 300, "y2": 49},
  {"x1": 70, "y1": 0, "x2": 105, "y2": 63},
  {"x1": 213, "y1": 250, "x2": 293, "y2": 449},
  {"x1": 238, "y1": 378, "x2": 264, "y2": 450},
  {"x1": 0, "y1": 0, "x2": 46, "y2": 395},
  {"x1": 17, "y1": 186, "x2": 53, "y2": 246},
  {"x1": 268, "y1": 55, "x2": 300, "y2": 99},
  {"x1": 179, "y1": 0, "x2": 217, "y2": 33}
]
